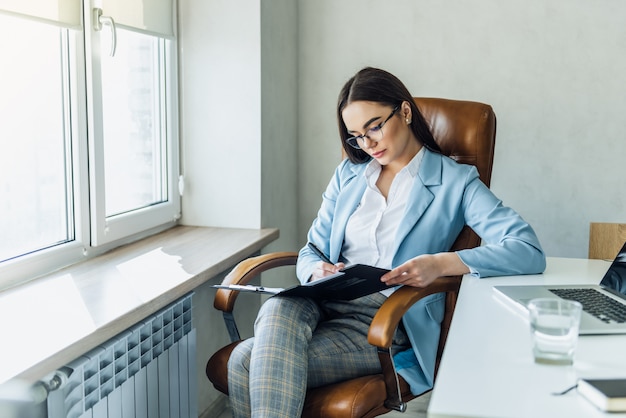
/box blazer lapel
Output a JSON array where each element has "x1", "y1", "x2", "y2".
[
  {"x1": 392, "y1": 150, "x2": 442, "y2": 257},
  {"x1": 329, "y1": 163, "x2": 367, "y2": 262}
]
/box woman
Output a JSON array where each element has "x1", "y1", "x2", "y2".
[{"x1": 228, "y1": 67, "x2": 546, "y2": 417}]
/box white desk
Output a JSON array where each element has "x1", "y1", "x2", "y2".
[{"x1": 428, "y1": 257, "x2": 626, "y2": 418}]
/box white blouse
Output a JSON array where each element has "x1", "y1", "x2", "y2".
[{"x1": 342, "y1": 148, "x2": 425, "y2": 295}]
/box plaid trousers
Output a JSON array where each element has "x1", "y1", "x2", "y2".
[{"x1": 227, "y1": 293, "x2": 410, "y2": 418}]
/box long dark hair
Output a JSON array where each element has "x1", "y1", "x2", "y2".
[{"x1": 337, "y1": 67, "x2": 441, "y2": 164}]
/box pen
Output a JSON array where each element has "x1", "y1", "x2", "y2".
[
  {"x1": 225, "y1": 284, "x2": 265, "y2": 292},
  {"x1": 307, "y1": 242, "x2": 333, "y2": 264}
]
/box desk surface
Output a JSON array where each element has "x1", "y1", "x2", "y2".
[{"x1": 428, "y1": 257, "x2": 626, "y2": 418}]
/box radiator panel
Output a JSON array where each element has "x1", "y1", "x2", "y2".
[{"x1": 47, "y1": 293, "x2": 196, "y2": 418}]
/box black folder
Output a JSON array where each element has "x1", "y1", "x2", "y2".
[{"x1": 213, "y1": 264, "x2": 391, "y2": 300}]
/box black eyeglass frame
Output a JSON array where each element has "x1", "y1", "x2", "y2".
[{"x1": 344, "y1": 105, "x2": 400, "y2": 149}]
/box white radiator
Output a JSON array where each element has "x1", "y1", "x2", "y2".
[{"x1": 47, "y1": 293, "x2": 197, "y2": 418}]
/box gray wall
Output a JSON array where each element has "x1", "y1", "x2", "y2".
[
  {"x1": 179, "y1": 0, "x2": 299, "y2": 414},
  {"x1": 181, "y1": 1, "x2": 626, "y2": 412},
  {"x1": 298, "y1": 0, "x2": 626, "y2": 258},
  {"x1": 179, "y1": 0, "x2": 298, "y2": 256},
  {"x1": 181, "y1": 0, "x2": 626, "y2": 259}
]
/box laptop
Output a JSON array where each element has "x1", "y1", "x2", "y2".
[{"x1": 494, "y1": 241, "x2": 626, "y2": 335}]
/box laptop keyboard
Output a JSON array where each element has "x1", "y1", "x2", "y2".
[{"x1": 548, "y1": 288, "x2": 626, "y2": 324}]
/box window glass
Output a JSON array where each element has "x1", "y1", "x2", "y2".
[
  {"x1": 0, "y1": 14, "x2": 73, "y2": 262},
  {"x1": 100, "y1": 28, "x2": 166, "y2": 216}
]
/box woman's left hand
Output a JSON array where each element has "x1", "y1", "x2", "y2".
[{"x1": 380, "y1": 253, "x2": 470, "y2": 288}]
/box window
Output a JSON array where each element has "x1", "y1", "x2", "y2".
[
  {"x1": 0, "y1": 14, "x2": 75, "y2": 263},
  {"x1": 101, "y1": 30, "x2": 167, "y2": 218},
  {"x1": 0, "y1": 0, "x2": 180, "y2": 289}
]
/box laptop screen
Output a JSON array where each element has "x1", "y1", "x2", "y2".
[{"x1": 599, "y1": 241, "x2": 626, "y2": 298}]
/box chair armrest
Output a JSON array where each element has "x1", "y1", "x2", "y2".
[
  {"x1": 370, "y1": 276, "x2": 462, "y2": 411},
  {"x1": 214, "y1": 251, "x2": 298, "y2": 313},
  {"x1": 367, "y1": 276, "x2": 462, "y2": 349}
]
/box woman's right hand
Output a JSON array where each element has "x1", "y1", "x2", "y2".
[{"x1": 309, "y1": 261, "x2": 345, "y2": 282}]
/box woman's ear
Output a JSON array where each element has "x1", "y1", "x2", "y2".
[{"x1": 402, "y1": 100, "x2": 412, "y2": 124}]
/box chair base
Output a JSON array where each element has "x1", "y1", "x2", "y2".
[
  {"x1": 302, "y1": 374, "x2": 416, "y2": 418},
  {"x1": 206, "y1": 341, "x2": 416, "y2": 418}
]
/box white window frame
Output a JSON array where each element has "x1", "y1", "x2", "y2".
[
  {"x1": 0, "y1": 25, "x2": 90, "y2": 289},
  {"x1": 0, "y1": 1, "x2": 180, "y2": 290},
  {"x1": 84, "y1": 5, "x2": 180, "y2": 245}
]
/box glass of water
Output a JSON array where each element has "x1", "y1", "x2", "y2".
[{"x1": 528, "y1": 298, "x2": 582, "y2": 365}]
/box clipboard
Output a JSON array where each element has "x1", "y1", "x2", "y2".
[{"x1": 212, "y1": 264, "x2": 391, "y2": 300}]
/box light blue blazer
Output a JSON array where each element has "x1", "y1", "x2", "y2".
[{"x1": 296, "y1": 148, "x2": 546, "y2": 395}]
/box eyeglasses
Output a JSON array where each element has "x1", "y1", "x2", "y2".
[{"x1": 345, "y1": 106, "x2": 399, "y2": 149}]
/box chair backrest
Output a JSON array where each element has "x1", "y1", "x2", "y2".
[
  {"x1": 414, "y1": 97, "x2": 496, "y2": 372},
  {"x1": 415, "y1": 97, "x2": 496, "y2": 251},
  {"x1": 415, "y1": 97, "x2": 496, "y2": 186}
]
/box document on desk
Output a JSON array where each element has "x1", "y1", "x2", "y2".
[{"x1": 212, "y1": 264, "x2": 391, "y2": 300}]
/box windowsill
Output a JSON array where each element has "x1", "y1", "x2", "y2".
[{"x1": 0, "y1": 225, "x2": 279, "y2": 385}]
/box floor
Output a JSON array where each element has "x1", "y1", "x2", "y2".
[{"x1": 214, "y1": 391, "x2": 431, "y2": 418}]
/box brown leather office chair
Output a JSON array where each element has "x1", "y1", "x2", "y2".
[{"x1": 206, "y1": 97, "x2": 497, "y2": 417}]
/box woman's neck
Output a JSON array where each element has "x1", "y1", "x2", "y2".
[{"x1": 384, "y1": 143, "x2": 422, "y2": 175}]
